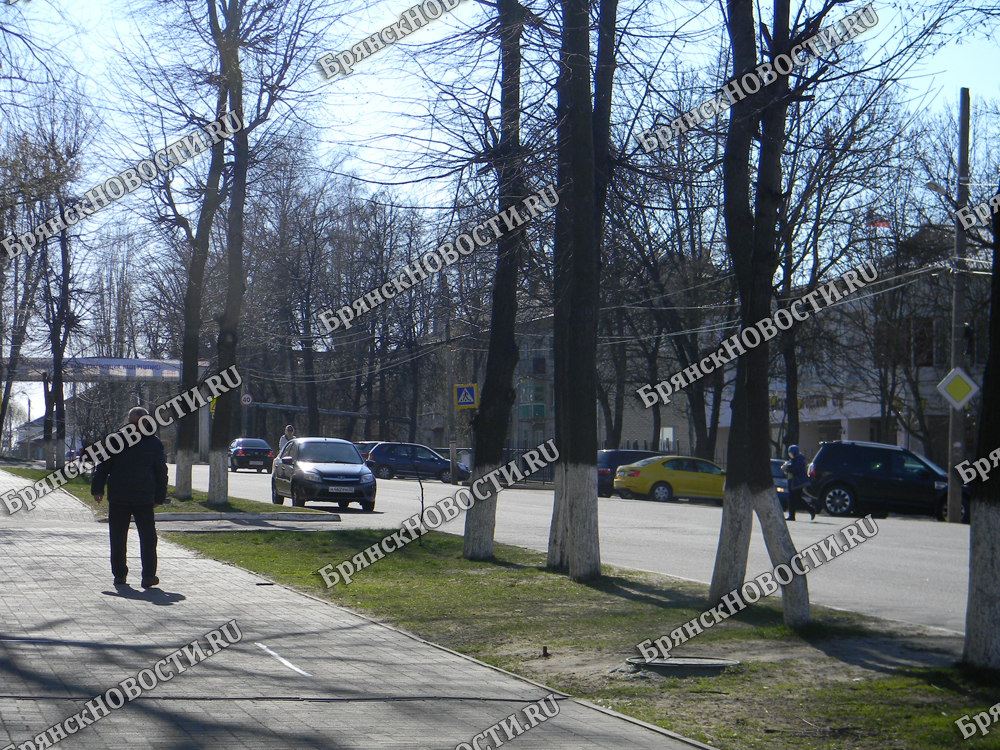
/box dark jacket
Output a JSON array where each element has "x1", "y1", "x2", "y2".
[
  {"x1": 781, "y1": 453, "x2": 810, "y2": 490},
  {"x1": 91, "y1": 433, "x2": 168, "y2": 505}
]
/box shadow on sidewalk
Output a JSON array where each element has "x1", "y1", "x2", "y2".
[{"x1": 101, "y1": 584, "x2": 186, "y2": 606}]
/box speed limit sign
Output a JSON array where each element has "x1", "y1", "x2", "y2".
[{"x1": 240, "y1": 393, "x2": 253, "y2": 406}]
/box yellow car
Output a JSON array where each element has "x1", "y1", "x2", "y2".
[{"x1": 614, "y1": 455, "x2": 726, "y2": 503}]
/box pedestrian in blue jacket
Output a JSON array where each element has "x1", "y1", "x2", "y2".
[{"x1": 781, "y1": 445, "x2": 816, "y2": 521}]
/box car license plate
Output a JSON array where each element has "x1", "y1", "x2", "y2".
[
  {"x1": 249, "y1": 461, "x2": 263, "y2": 466},
  {"x1": 328, "y1": 486, "x2": 353, "y2": 493}
]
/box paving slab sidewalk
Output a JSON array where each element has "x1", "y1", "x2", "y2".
[{"x1": 0, "y1": 470, "x2": 706, "y2": 750}]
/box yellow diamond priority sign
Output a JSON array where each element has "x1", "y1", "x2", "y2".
[{"x1": 936, "y1": 367, "x2": 980, "y2": 410}]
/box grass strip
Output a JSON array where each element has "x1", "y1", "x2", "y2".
[
  {"x1": 164, "y1": 528, "x2": 1000, "y2": 750},
  {"x1": 1, "y1": 466, "x2": 324, "y2": 517}
]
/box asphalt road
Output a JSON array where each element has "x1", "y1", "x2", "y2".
[{"x1": 170, "y1": 465, "x2": 970, "y2": 634}]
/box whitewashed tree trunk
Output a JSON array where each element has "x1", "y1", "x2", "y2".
[
  {"x1": 565, "y1": 463, "x2": 601, "y2": 581},
  {"x1": 752, "y1": 488, "x2": 810, "y2": 626},
  {"x1": 709, "y1": 483, "x2": 754, "y2": 603},
  {"x1": 207, "y1": 449, "x2": 228, "y2": 504},
  {"x1": 546, "y1": 462, "x2": 568, "y2": 568},
  {"x1": 175, "y1": 448, "x2": 193, "y2": 500},
  {"x1": 463, "y1": 463, "x2": 501, "y2": 561},
  {"x1": 964, "y1": 500, "x2": 1000, "y2": 668}
]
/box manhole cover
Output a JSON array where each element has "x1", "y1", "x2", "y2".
[{"x1": 626, "y1": 656, "x2": 740, "y2": 677}]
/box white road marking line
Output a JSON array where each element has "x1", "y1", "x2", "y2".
[{"x1": 255, "y1": 642, "x2": 313, "y2": 677}]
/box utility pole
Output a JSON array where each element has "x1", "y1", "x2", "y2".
[
  {"x1": 446, "y1": 306, "x2": 457, "y2": 484},
  {"x1": 948, "y1": 87, "x2": 970, "y2": 524}
]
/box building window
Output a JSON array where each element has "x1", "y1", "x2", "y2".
[
  {"x1": 912, "y1": 317, "x2": 934, "y2": 367},
  {"x1": 519, "y1": 380, "x2": 547, "y2": 420},
  {"x1": 532, "y1": 356, "x2": 546, "y2": 375}
]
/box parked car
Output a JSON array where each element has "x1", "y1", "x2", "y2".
[
  {"x1": 271, "y1": 437, "x2": 376, "y2": 510},
  {"x1": 597, "y1": 449, "x2": 663, "y2": 497},
  {"x1": 771, "y1": 458, "x2": 789, "y2": 510},
  {"x1": 228, "y1": 438, "x2": 275, "y2": 473},
  {"x1": 65, "y1": 449, "x2": 80, "y2": 461},
  {"x1": 366, "y1": 442, "x2": 471, "y2": 482},
  {"x1": 614, "y1": 455, "x2": 726, "y2": 504},
  {"x1": 354, "y1": 441, "x2": 379, "y2": 461},
  {"x1": 805, "y1": 440, "x2": 969, "y2": 522}
]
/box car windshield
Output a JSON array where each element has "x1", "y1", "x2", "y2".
[
  {"x1": 241, "y1": 439, "x2": 271, "y2": 449},
  {"x1": 771, "y1": 461, "x2": 786, "y2": 479},
  {"x1": 298, "y1": 443, "x2": 363, "y2": 464},
  {"x1": 914, "y1": 453, "x2": 946, "y2": 475}
]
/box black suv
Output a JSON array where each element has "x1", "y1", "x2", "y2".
[
  {"x1": 806, "y1": 440, "x2": 969, "y2": 522},
  {"x1": 598, "y1": 449, "x2": 663, "y2": 497}
]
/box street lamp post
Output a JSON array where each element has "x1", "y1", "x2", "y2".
[
  {"x1": 446, "y1": 307, "x2": 457, "y2": 485},
  {"x1": 949, "y1": 89, "x2": 971, "y2": 523},
  {"x1": 924, "y1": 88, "x2": 972, "y2": 523}
]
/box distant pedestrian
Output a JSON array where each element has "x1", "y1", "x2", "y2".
[
  {"x1": 278, "y1": 424, "x2": 296, "y2": 452},
  {"x1": 781, "y1": 445, "x2": 816, "y2": 521},
  {"x1": 91, "y1": 407, "x2": 167, "y2": 588}
]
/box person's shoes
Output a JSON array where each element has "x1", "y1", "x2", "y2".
[
  {"x1": 810, "y1": 508, "x2": 817, "y2": 520},
  {"x1": 141, "y1": 577, "x2": 159, "y2": 589},
  {"x1": 114, "y1": 576, "x2": 127, "y2": 585}
]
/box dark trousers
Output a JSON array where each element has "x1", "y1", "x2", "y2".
[
  {"x1": 108, "y1": 503, "x2": 157, "y2": 580},
  {"x1": 787, "y1": 487, "x2": 813, "y2": 519}
]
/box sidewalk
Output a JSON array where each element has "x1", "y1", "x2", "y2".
[{"x1": 0, "y1": 470, "x2": 705, "y2": 750}]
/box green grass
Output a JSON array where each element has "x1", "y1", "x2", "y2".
[
  {"x1": 164, "y1": 528, "x2": 1000, "y2": 750},
  {"x1": 1, "y1": 466, "x2": 325, "y2": 517}
]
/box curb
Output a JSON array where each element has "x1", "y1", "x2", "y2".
[{"x1": 98, "y1": 512, "x2": 341, "y2": 522}]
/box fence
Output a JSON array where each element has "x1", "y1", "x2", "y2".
[
  {"x1": 605, "y1": 438, "x2": 681, "y2": 453},
  {"x1": 500, "y1": 438, "x2": 555, "y2": 484}
]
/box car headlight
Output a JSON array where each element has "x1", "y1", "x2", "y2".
[
  {"x1": 360, "y1": 472, "x2": 375, "y2": 484},
  {"x1": 302, "y1": 470, "x2": 323, "y2": 482},
  {"x1": 935, "y1": 481, "x2": 947, "y2": 490},
  {"x1": 776, "y1": 486, "x2": 787, "y2": 493},
  {"x1": 458, "y1": 463, "x2": 468, "y2": 471}
]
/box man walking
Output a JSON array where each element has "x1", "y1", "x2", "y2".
[
  {"x1": 91, "y1": 407, "x2": 168, "y2": 588},
  {"x1": 781, "y1": 444, "x2": 816, "y2": 521}
]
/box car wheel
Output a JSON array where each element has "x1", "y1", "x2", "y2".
[
  {"x1": 265, "y1": 467, "x2": 272, "y2": 474},
  {"x1": 438, "y1": 469, "x2": 450, "y2": 483},
  {"x1": 337, "y1": 501, "x2": 350, "y2": 510},
  {"x1": 257, "y1": 468, "x2": 263, "y2": 473},
  {"x1": 937, "y1": 498, "x2": 969, "y2": 524},
  {"x1": 271, "y1": 482, "x2": 283, "y2": 505},
  {"x1": 822, "y1": 484, "x2": 856, "y2": 516},
  {"x1": 360, "y1": 500, "x2": 375, "y2": 512},
  {"x1": 230, "y1": 461, "x2": 237, "y2": 473},
  {"x1": 650, "y1": 482, "x2": 673, "y2": 503},
  {"x1": 375, "y1": 465, "x2": 394, "y2": 480},
  {"x1": 598, "y1": 491, "x2": 611, "y2": 498},
  {"x1": 291, "y1": 483, "x2": 306, "y2": 508}
]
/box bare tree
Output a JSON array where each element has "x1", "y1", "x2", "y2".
[
  {"x1": 547, "y1": 0, "x2": 602, "y2": 581},
  {"x1": 464, "y1": 0, "x2": 531, "y2": 561}
]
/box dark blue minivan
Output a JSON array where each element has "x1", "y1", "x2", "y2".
[{"x1": 366, "y1": 442, "x2": 471, "y2": 482}]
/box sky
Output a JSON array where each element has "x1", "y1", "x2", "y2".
[{"x1": 5, "y1": 0, "x2": 999, "y2": 424}]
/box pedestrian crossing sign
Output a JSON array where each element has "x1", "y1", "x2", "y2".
[{"x1": 455, "y1": 384, "x2": 478, "y2": 410}]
